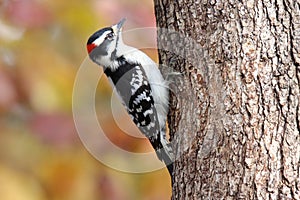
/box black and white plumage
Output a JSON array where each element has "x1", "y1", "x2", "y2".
[{"x1": 87, "y1": 19, "x2": 173, "y2": 175}]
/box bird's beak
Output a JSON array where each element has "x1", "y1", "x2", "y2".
[{"x1": 112, "y1": 18, "x2": 126, "y2": 34}]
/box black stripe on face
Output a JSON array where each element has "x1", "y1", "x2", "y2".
[
  {"x1": 89, "y1": 39, "x2": 111, "y2": 57},
  {"x1": 87, "y1": 27, "x2": 113, "y2": 45},
  {"x1": 88, "y1": 27, "x2": 114, "y2": 57}
]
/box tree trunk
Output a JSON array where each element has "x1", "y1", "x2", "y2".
[{"x1": 154, "y1": 0, "x2": 300, "y2": 199}]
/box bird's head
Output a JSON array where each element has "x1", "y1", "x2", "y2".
[{"x1": 87, "y1": 18, "x2": 126, "y2": 69}]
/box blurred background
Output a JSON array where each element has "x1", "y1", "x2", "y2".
[{"x1": 0, "y1": 0, "x2": 171, "y2": 199}]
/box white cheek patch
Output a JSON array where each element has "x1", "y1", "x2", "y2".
[{"x1": 93, "y1": 30, "x2": 111, "y2": 45}]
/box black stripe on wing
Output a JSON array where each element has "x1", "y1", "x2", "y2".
[
  {"x1": 104, "y1": 62, "x2": 160, "y2": 141},
  {"x1": 105, "y1": 62, "x2": 172, "y2": 167}
]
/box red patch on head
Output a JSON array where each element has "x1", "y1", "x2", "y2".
[{"x1": 87, "y1": 43, "x2": 97, "y2": 54}]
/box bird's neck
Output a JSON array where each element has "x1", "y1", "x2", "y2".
[
  {"x1": 107, "y1": 44, "x2": 137, "y2": 70},
  {"x1": 104, "y1": 60, "x2": 136, "y2": 85}
]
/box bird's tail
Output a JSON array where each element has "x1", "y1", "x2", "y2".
[
  {"x1": 159, "y1": 144, "x2": 174, "y2": 175},
  {"x1": 154, "y1": 140, "x2": 174, "y2": 176},
  {"x1": 148, "y1": 127, "x2": 174, "y2": 177}
]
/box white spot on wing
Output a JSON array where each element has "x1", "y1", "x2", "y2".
[
  {"x1": 147, "y1": 122, "x2": 156, "y2": 130},
  {"x1": 130, "y1": 66, "x2": 144, "y2": 94},
  {"x1": 144, "y1": 109, "x2": 153, "y2": 116},
  {"x1": 133, "y1": 91, "x2": 151, "y2": 105}
]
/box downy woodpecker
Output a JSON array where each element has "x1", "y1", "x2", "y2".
[{"x1": 86, "y1": 19, "x2": 173, "y2": 175}]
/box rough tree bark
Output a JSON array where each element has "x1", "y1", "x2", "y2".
[{"x1": 154, "y1": 0, "x2": 300, "y2": 199}]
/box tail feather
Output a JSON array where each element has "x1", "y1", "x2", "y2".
[
  {"x1": 156, "y1": 142, "x2": 174, "y2": 176},
  {"x1": 148, "y1": 128, "x2": 174, "y2": 177}
]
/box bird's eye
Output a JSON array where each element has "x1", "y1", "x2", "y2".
[{"x1": 106, "y1": 32, "x2": 114, "y2": 40}]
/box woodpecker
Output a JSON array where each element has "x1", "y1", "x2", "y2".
[{"x1": 86, "y1": 19, "x2": 173, "y2": 175}]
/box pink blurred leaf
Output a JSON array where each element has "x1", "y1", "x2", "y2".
[
  {"x1": 0, "y1": 69, "x2": 17, "y2": 112},
  {"x1": 5, "y1": 0, "x2": 52, "y2": 28},
  {"x1": 30, "y1": 113, "x2": 77, "y2": 146}
]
